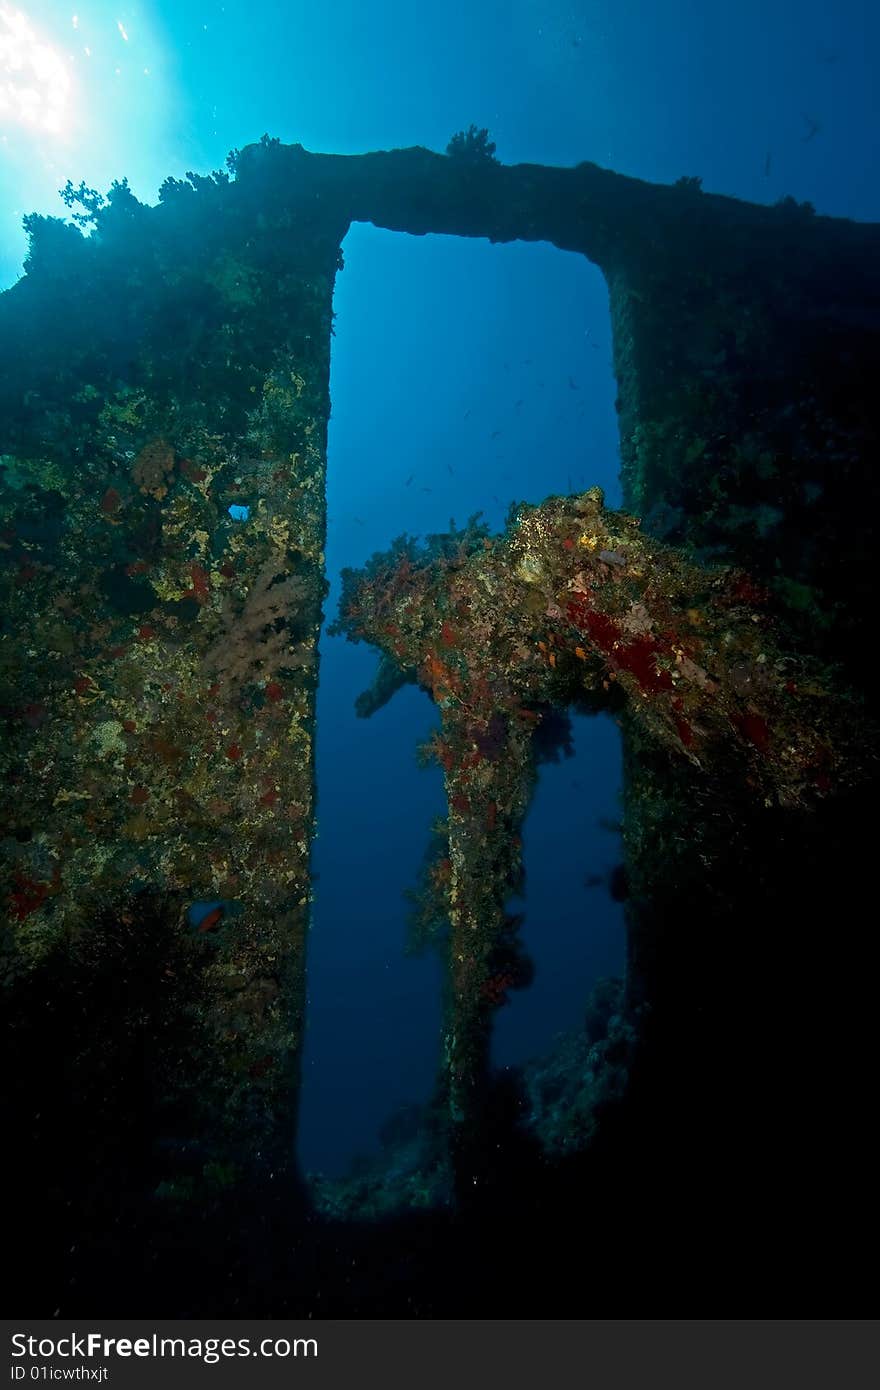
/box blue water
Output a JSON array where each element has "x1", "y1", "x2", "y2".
[
  {"x1": 2, "y1": 0, "x2": 877, "y2": 1177},
  {"x1": 299, "y1": 227, "x2": 621, "y2": 1172}
]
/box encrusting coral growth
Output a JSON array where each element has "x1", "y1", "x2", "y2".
[
  {"x1": 202, "y1": 552, "x2": 316, "y2": 689},
  {"x1": 0, "y1": 151, "x2": 339, "y2": 1206},
  {"x1": 132, "y1": 437, "x2": 176, "y2": 499},
  {"x1": 335, "y1": 485, "x2": 872, "y2": 1141}
]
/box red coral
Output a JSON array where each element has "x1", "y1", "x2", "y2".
[
  {"x1": 435, "y1": 739, "x2": 456, "y2": 773},
  {"x1": 674, "y1": 716, "x2": 695, "y2": 747},
  {"x1": 9, "y1": 867, "x2": 60, "y2": 921},
  {"x1": 566, "y1": 598, "x2": 672, "y2": 692},
  {"x1": 731, "y1": 710, "x2": 771, "y2": 752},
  {"x1": 615, "y1": 636, "x2": 673, "y2": 693},
  {"x1": 179, "y1": 458, "x2": 207, "y2": 483},
  {"x1": 188, "y1": 564, "x2": 211, "y2": 604}
]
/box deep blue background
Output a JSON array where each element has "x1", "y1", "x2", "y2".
[{"x1": 1, "y1": 1, "x2": 877, "y2": 1172}]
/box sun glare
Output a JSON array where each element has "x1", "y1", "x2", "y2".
[{"x1": 0, "y1": 4, "x2": 73, "y2": 136}]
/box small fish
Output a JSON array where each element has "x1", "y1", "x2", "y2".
[
  {"x1": 583, "y1": 865, "x2": 629, "y2": 902},
  {"x1": 490, "y1": 429, "x2": 502, "y2": 440},
  {"x1": 802, "y1": 115, "x2": 821, "y2": 143},
  {"x1": 420, "y1": 487, "x2": 432, "y2": 493},
  {"x1": 597, "y1": 816, "x2": 622, "y2": 834},
  {"x1": 198, "y1": 905, "x2": 225, "y2": 933},
  {"x1": 463, "y1": 409, "x2": 471, "y2": 419},
  {"x1": 447, "y1": 463, "x2": 454, "y2": 475},
  {"x1": 568, "y1": 376, "x2": 579, "y2": 390},
  {"x1": 405, "y1": 473, "x2": 414, "y2": 487},
  {"x1": 353, "y1": 516, "x2": 365, "y2": 526},
  {"x1": 514, "y1": 399, "x2": 523, "y2": 410},
  {"x1": 763, "y1": 150, "x2": 772, "y2": 177}
]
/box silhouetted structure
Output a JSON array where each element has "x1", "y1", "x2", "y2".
[{"x1": 1, "y1": 137, "x2": 877, "y2": 1314}]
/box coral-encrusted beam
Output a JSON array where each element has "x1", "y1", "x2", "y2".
[
  {"x1": 439, "y1": 708, "x2": 534, "y2": 1147},
  {"x1": 336, "y1": 486, "x2": 870, "y2": 1140}
]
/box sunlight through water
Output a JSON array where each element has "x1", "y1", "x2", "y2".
[{"x1": 0, "y1": 3, "x2": 73, "y2": 136}]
